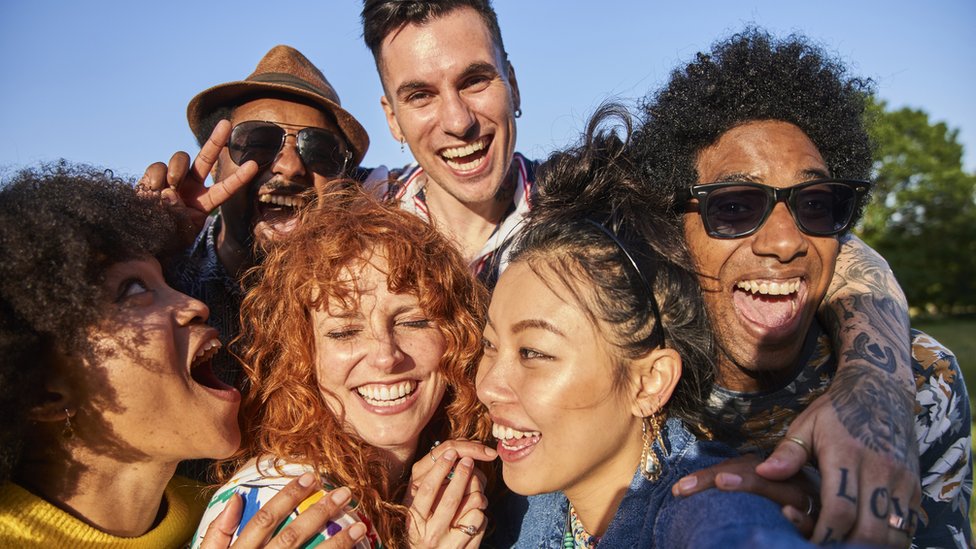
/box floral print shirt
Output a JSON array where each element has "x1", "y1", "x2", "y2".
[{"x1": 703, "y1": 323, "x2": 973, "y2": 548}]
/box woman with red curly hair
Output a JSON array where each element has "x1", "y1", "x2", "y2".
[{"x1": 192, "y1": 185, "x2": 495, "y2": 549}]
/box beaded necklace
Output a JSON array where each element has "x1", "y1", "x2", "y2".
[{"x1": 562, "y1": 502, "x2": 600, "y2": 548}]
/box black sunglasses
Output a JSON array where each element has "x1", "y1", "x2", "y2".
[
  {"x1": 228, "y1": 120, "x2": 352, "y2": 177},
  {"x1": 687, "y1": 178, "x2": 870, "y2": 239}
]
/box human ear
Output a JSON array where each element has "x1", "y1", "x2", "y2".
[
  {"x1": 380, "y1": 95, "x2": 404, "y2": 143},
  {"x1": 629, "y1": 348, "x2": 681, "y2": 418},
  {"x1": 507, "y1": 62, "x2": 521, "y2": 113},
  {"x1": 27, "y1": 351, "x2": 80, "y2": 424}
]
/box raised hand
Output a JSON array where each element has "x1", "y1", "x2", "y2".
[
  {"x1": 137, "y1": 119, "x2": 259, "y2": 245},
  {"x1": 405, "y1": 440, "x2": 497, "y2": 548},
  {"x1": 198, "y1": 472, "x2": 367, "y2": 549}
]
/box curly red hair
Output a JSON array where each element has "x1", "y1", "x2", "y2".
[{"x1": 224, "y1": 183, "x2": 490, "y2": 547}]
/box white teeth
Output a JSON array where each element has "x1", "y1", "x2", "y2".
[
  {"x1": 258, "y1": 194, "x2": 306, "y2": 208},
  {"x1": 492, "y1": 423, "x2": 541, "y2": 441},
  {"x1": 356, "y1": 381, "x2": 417, "y2": 407},
  {"x1": 192, "y1": 338, "x2": 221, "y2": 363},
  {"x1": 440, "y1": 138, "x2": 487, "y2": 159},
  {"x1": 735, "y1": 279, "x2": 800, "y2": 296}
]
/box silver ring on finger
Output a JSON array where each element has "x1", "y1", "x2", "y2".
[
  {"x1": 804, "y1": 494, "x2": 819, "y2": 516},
  {"x1": 454, "y1": 524, "x2": 478, "y2": 536},
  {"x1": 430, "y1": 440, "x2": 441, "y2": 462}
]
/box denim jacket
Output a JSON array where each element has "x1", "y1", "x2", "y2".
[{"x1": 506, "y1": 418, "x2": 818, "y2": 548}]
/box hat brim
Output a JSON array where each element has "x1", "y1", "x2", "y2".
[{"x1": 187, "y1": 80, "x2": 369, "y2": 167}]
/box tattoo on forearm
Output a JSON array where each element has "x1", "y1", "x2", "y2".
[
  {"x1": 830, "y1": 365, "x2": 918, "y2": 472},
  {"x1": 845, "y1": 332, "x2": 897, "y2": 374}
]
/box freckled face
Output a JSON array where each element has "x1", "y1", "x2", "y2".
[
  {"x1": 378, "y1": 6, "x2": 520, "y2": 210},
  {"x1": 311, "y1": 253, "x2": 447, "y2": 457},
  {"x1": 84, "y1": 258, "x2": 241, "y2": 463},
  {"x1": 475, "y1": 262, "x2": 642, "y2": 496},
  {"x1": 683, "y1": 121, "x2": 840, "y2": 390}
]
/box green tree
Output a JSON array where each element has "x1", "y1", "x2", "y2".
[{"x1": 858, "y1": 99, "x2": 976, "y2": 314}]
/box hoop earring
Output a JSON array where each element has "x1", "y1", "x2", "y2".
[
  {"x1": 640, "y1": 413, "x2": 665, "y2": 481},
  {"x1": 514, "y1": 108, "x2": 522, "y2": 119},
  {"x1": 62, "y1": 408, "x2": 74, "y2": 439}
]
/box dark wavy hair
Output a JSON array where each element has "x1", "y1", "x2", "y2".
[
  {"x1": 227, "y1": 183, "x2": 491, "y2": 548},
  {"x1": 510, "y1": 103, "x2": 715, "y2": 426},
  {"x1": 361, "y1": 0, "x2": 508, "y2": 72},
  {"x1": 0, "y1": 161, "x2": 178, "y2": 482},
  {"x1": 632, "y1": 28, "x2": 874, "y2": 224}
]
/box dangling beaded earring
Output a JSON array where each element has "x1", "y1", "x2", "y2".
[
  {"x1": 400, "y1": 137, "x2": 406, "y2": 153},
  {"x1": 640, "y1": 413, "x2": 665, "y2": 481},
  {"x1": 62, "y1": 408, "x2": 74, "y2": 439}
]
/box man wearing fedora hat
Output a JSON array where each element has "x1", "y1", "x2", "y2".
[{"x1": 140, "y1": 44, "x2": 369, "y2": 387}]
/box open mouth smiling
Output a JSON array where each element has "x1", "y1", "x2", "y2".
[
  {"x1": 492, "y1": 422, "x2": 542, "y2": 453},
  {"x1": 356, "y1": 380, "x2": 418, "y2": 408},
  {"x1": 731, "y1": 276, "x2": 805, "y2": 330},
  {"x1": 439, "y1": 136, "x2": 491, "y2": 171},
  {"x1": 189, "y1": 336, "x2": 238, "y2": 398}
]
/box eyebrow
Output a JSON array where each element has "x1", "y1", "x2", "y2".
[
  {"x1": 511, "y1": 318, "x2": 566, "y2": 338},
  {"x1": 708, "y1": 167, "x2": 832, "y2": 184},
  {"x1": 458, "y1": 61, "x2": 499, "y2": 82},
  {"x1": 394, "y1": 61, "x2": 500, "y2": 100},
  {"x1": 394, "y1": 80, "x2": 430, "y2": 100}
]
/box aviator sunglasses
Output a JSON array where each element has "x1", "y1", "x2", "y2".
[
  {"x1": 228, "y1": 120, "x2": 352, "y2": 177},
  {"x1": 687, "y1": 178, "x2": 870, "y2": 239}
]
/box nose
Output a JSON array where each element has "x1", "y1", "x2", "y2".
[
  {"x1": 751, "y1": 202, "x2": 809, "y2": 262},
  {"x1": 439, "y1": 92, "x2": 477, "y2": 138},
  {"x1": 475, "y1": 351, "x2": 514, "y2": 407},
  {"x1": 271, "y1": 133, "x2": 308, "y2": 181},
  {"x1": 367, "y1": 330, "x2": 405, "y2": 372},
  {"x1": 174, "y1": 291, "x2": 210, "y2": 326}
]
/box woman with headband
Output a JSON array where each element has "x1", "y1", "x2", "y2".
[{"x1": 477, "y1": 106, "x2": 819, "y2": 547}]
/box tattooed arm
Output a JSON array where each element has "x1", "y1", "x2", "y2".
[{"x1": 757, "y1": 234, "x2": 920, "y2": 546}]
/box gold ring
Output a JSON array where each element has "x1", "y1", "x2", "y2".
[
  {"x1": 786, "y1": 436, "x2": 811, "y2": 456},
  {"x1": 454, "y1": 524, "x2": 478, "y2": 536}
]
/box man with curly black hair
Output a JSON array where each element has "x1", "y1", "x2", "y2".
[{"x1": 633, "y1": 29, "x2": 972, "y2": 548}]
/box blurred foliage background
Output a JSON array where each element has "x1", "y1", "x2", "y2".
[{"x1": 858, "y1": 98, "x2": 975, "y2": 523}]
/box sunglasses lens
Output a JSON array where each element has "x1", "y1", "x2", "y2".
[
  {"x1": 297, "y1": 129, "x2": 349, "y2": 177},
  {"x1": 228, "y1": 122, "x2": 284, "y2": 167},
  {"x1": 794, "y1": 183, "x2": 857, "y2": 235},
  {"x1": 704, "y1": 185, "x2": 769, "y2": 236}
]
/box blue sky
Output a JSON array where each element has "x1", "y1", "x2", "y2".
[{"x1": 1, "y1": 1, "x2": 974, "y2": 179}]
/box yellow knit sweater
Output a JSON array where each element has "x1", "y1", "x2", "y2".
[{"x1": 0, "y1": 476, "x2": 208, "y2": 548}]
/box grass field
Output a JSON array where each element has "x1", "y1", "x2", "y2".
[{"x1": 912, "y1": 317, "x2": 976, "y2": 526}]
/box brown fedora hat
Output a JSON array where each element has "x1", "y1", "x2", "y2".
[{"x1": 186, "y1": 45, "x2": 369, "y2": 166}]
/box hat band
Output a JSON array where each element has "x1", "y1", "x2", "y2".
[{"x1": 248, "y1": 73, "x2": 341, "y2": 105}]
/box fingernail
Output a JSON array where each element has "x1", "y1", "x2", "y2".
[
  {"x1": 716, "y1": 472, "x2": 742, "y2": 488},
  {"x1": 677, "y1": 477, "x2": 697, "y2": 492},
  {"x1": 442, "y1": 448, "x2": 458, "y2": 461},
  {"x1": 298, "y1": 472, "x2": 316, "y2": 487},
  {"x1": 348, "y1": 522, "x2": 367, "y2": 540},
  {"x1": 782, "y1": 506, "x2": 802, "y2": 526},
  {"x1": 459, "y1": 456, "x2": 474, "y2": 469},
  {"x1": 330, "y1": 486, "x2": 351, "y2": 505},
  {"x1": 764, "y1": 457, "x2": 784, "y2": 468}
]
